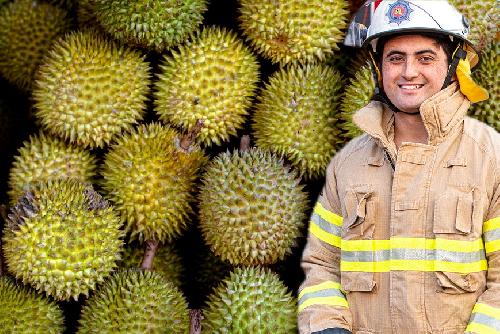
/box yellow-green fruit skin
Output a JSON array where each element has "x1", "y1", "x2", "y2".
[
  {"x1": 252, "y1": 64, "x2": 343, "y2": 179},
  {"x1": 101, "y1": 123, "x2": 207, "y2": 243},
  {"x1": 239, "y1": 0, "x2": 349, "y2": 64},
  {"x1": 339, "y1": 62, "x2": 375, "y2": 142},
  {"x1": 203, "y1": 267, "x2": 297, "y2": 333},
  {"x1": 33, "y1": 30, "x2": 150, "y2": 149},
  {"x1": 199, "y1": 149, "x2": 308, "y2": 266},
  {"x1": 2, "y1": 179, "x2": 124, "y2": 301},
  {"x1": 119, "y1": 244, "x2": 183, "y2": 288},
  {"x1": 78, "y1": 270, "x2": 190, "y2": 334},
  {"x1": 449, "y1": 0, "x2": 498, "y2": 48},
  {"x1": 155, "y1": 27, "x2": 260, "y2": 147},
  {"x1": 0, "y1": 277, "x2": 65, "y2": 334},
  {"x1": 95, "y1": 0, "x2": 207, "y2": 52},
  {"x1": 469, "y1": 42, "x2": 499, "y2": 131},
  {"x1": 0, "y1": 0, "x2": 72, "y2": 91},
  {"x1": 8, "y1": 132, "x2": 97, "y2": 205}
]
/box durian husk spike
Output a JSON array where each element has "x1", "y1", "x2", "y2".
[
  {"x1": 189, "y1": 309, "x2": 203, "y2": 334},
  {"x1": 239, "y1": 135, "x2": 251, "y2": 152},
  {"x1": 140, "y1": 240, "x2": 160, "y2": 270}
]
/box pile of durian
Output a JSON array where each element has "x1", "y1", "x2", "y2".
[{"x1": 0, "y1": 0, "x2": 497, "y2": 333}]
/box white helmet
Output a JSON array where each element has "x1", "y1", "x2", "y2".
[{"x1": 363, "y1": 0, "x2": 479, "y2": 66}]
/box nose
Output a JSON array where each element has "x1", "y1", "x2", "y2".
[{"x1": 402, "y1": 59, "x2": 419, "y2": 80}]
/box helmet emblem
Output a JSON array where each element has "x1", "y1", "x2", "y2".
[{"x1": 386, "y1": 0, "x2": 413, "y2": 25}]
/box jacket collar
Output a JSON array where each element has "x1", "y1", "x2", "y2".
[{"x1": 353, "y1": 82, "x2": 470, "y2": 154}]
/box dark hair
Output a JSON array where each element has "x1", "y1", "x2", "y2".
[{"x1": 374, "y1": 32, "x2": 458, "y2": 64}]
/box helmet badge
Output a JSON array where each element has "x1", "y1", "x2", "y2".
[{"x1": 386, "y1": 0, "x2": 413, "y2": 25}]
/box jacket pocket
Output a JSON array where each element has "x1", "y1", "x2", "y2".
[
  {"x1": 433, "y1": 187, "x2": 485, "y2": 294},
  {"x1": 341, "y1": 185, "x2": 376, "y2": 293},
  {"x1": 433, "y1": 189, "x2": 474, "y2": 237}
]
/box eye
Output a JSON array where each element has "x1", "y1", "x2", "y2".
[
  {"x1": 419, "y1": 55, "x2": 435, "y2": 63},
  {"x1": 387, "y1": 55, "x2": 404, "y2": 62}
]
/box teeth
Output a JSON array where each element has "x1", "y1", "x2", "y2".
[{"x1": 400, "y1": 85, "x2": 422, "y2": 90}]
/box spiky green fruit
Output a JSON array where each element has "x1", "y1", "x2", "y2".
[
  {"x1": 203, "y1": 267, "x2": 297, "y2": 333},
  {"x1": 101, "y1": 123, "x2": 207, "y2": 243},
  {"x1": 0, "y1": 277, "x2": 65, "y2": 334},
  {"x1": 33, "y1": 30, "x2": 150, "y2": 149},
  {"x1": 155, "y1": 27, "x2": 260, "y2": 147},
  {"x1": 0, "y1": 0, "x2": 72, "y2": 91},
  {"x1": 8, "y1": 132, "x2": 97, "y2": 205},
  {"x1": 469, "y1": 42, "x2": 499, "y2": 131},
  {"x1": 449, "y1": 0, "x2": 498, "y2": 48},
  {"x1": 94, "y1": 0, "x2": 207, "y2": 52},
  {"x1": 252, "y1": 64, "x2": 343, "y2": 179},
  {"x1": 119, "y1": 243, "x2": 183, "y2": 288},
  {"x1": 78, "y1": 269, "x2": 190, "y2": 334},
  {"x1": 239, "y1": 0, "x2": 349, "y2": 64},
  {"x1": 339, "y1": 62, "x2": 375, "y2": 141},
  {"x1": 199, "y1": 148, "x2": 308, "y2": 266},
  {"x1": 2, "y1": 179, "x2": 124, "y2": 301}
]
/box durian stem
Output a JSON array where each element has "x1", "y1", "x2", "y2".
[
  {"x1": 239, "y1": 135, "x2": 251, "y2": 152},
  {"x1": 180, "y1": 120, "x2": 204, "y2": 151},
  {"x1": 189, "y1": 309, "x2": 203, "y2": 334},
  {"x1": 0, "y1": 204, "x2": 7, "y2": 276},
  {"x1": 140, "y1": 240, "x2": 159, "y2": 270}
]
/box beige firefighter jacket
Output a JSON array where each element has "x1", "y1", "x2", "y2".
[{"x1": 298, "y1": 83, "x2": 500, "y2": 334}]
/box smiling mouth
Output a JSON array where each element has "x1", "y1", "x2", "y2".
[{"x1": 399, "y1": 84, "x2": 424, "y2": 90}]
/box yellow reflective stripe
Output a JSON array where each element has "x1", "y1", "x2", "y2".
[
  {"x1": 486, "y1": 240, "x2": 500, "y2": 254},
  {"x1": 314, "y1": 202, "x2": 343, "y2": 227},
  {"x1": 484, "y1": 217, "x2": 500, "y2": 233},
  {"x1": 473, "y1": 303, "x2": 500, "y2": 320},
  {"x1": 465, "y1": 322, "x2": 499, "y2": 334},
  {"x1": 309, "y1": 223, "x2": 341, "y2": 248},
  {"x1": 341, "y1": 237, "x2": 484, "y2": 252},
  {"x1": 298, "y1": 281, "x2": 342, "y2": 300},
  {"x1": 341, "y1": 259, "x2": 487, "y2": 273},
  {"x1": 298, "y1": 296, "x2": 349, "y2": 313}
]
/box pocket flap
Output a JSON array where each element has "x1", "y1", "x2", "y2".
[
  {"x1": 341, "y1": 271, "x2": 376, "y2": 293},
  {"x1": 433, "y1": 190, "x2": 473, "y2": 235}
]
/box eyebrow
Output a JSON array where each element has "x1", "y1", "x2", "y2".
[{"x1": 385, "y1": 49, "x2": 438, "y2": 57}]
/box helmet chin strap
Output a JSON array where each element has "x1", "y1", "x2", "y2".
[{"x1": 441, "y1": 44, "x2": 467, "y2": 90}]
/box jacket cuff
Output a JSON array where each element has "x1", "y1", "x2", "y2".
[{"x1": 312, "y1": 328, "x2": 352, "y2": 334}]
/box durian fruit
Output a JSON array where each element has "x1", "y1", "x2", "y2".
[
  {"x1": 94, "y1": 0, "x2": 208, "y2": 52},
  {"x1": 8, "y1": 132, "x2": 97, "y2": 205},
  {"x1": 0, "y1": 0, "x2": 72, "y2": 91},
  {"x1": 339, "y1": 62, "x2": 375, "y2": 141},
  {"x1": 199, "y1": 148, "x2": 308, "y2": 266},
  {"x1": 33, "y1": 30, "x2": 150, "y2": 149},
  {"x1": 2, "y1": 179, "x2": 124, "y2": 300},
  {"x1": 78, "y1": 269, "x2": 190, "y2": 334},
  {"x1": 469, "y1": 42, "x2": 499, "y2": 131},
  {"x1": 238, "y1": 0, "x2": 349, "y2": 64},
  {"x1": 119, "y1": 243, "x2": 183, "y2": 288},
  {"x1": 202, "y1": 267, "x2": 297, "y2": 333},
  {"x1": 252, "y1": 64, "x2": 343, "y2": 179},
  {"x1": 449, "y1": 0, "x2": 498, "y2": 48},
  {"x1": 155, "y1": 27, "x2": 260, "y2": 147},
  {"x1": 0, "y1": 276, "x2": 65, "y2": 333},
  {"x1": 101, "y1": 123, "x2": 207, "y2": 243}
]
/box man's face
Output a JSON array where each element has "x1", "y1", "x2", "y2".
[{"x1": 381, "y1": 34, "x2": 449, "y2": 114}]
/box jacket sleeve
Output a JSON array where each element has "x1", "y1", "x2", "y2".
[
  {"x1": 298, "y1": 160, "x2": 352, "y2": 334},
  {"x1": 465, "y1": 167, "x2": 500, "y2": 334}
]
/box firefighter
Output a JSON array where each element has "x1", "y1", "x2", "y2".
[{"x1": 298, "y1": 1, "x2": 499, "y2": 333}]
